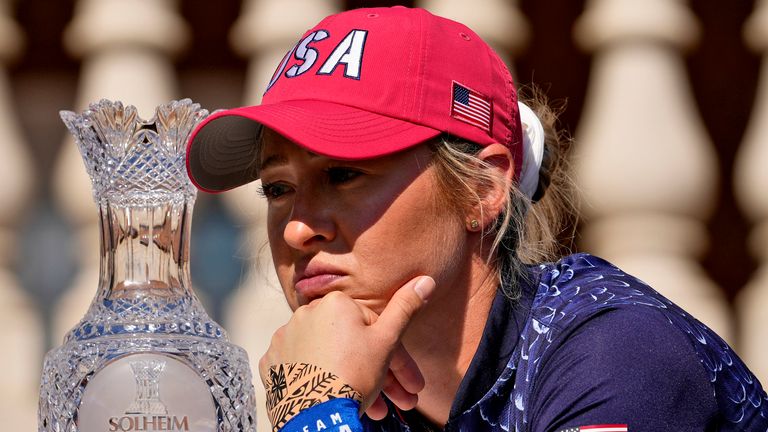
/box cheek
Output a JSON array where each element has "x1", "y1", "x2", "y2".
[
  {"x1": 266, "y1": 210, "x2": 296, "y2": 302},
  {"x1": 266, "y1": 212, "x2": 284, "y2": 259},
  {"x1": 349, "y1": 182, "x2": 465, "y2": 301},
  {"x1": 410, "y1": 210, "x2": 465, "y2": 277}
]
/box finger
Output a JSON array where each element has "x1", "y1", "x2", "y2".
[
  {"x1": 376, "y1": 276, "x2": 435, "y2": 339},
  {"x1": 315, "y1": 290, "x2": 371, "y2": 322},
  {"x1": 258, "y1": 355, "x2": 270, "y2": 388},
  {"x1": 365, "y1": 394, "x2": 389, "y2": 420},
  {"x1": 258, "y1": 324, "x2": 288, "y2": 386},
  {"x1": 259, "y1": 357, "x2": 284, "y2": 394},
  {"x1": 381, "y1": 370, "x2": 419, "y2": 411},
  {"x1": 389, "y1": 343, "x2": 425, "y2": 394},
  {"x1": 352, "y1": 300, "x2": 380, "y2": 326}
]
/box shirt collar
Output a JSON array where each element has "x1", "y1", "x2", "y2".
[{"x1": 448, "y1": 267, "x2": 537, "y2": 421}]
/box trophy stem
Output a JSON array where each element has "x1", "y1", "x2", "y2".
[{"x1": 98, "y1": 199, "x2": 194, "y2": 300}]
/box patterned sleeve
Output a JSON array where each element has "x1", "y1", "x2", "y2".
[{"x1": 526, "y1": 306, "x2": 718, "y2": 432}]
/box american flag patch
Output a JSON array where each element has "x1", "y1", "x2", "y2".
[
  {"x1": 557, "y1": 425, "x2": 628, "y2": 432},
  {"x1": 451, "y1": 81, "x2": 492, "y2": 133}
]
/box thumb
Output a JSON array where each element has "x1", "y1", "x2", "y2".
[{"x1": 375, "y1": 276, "x2": 435, "y2": 339}]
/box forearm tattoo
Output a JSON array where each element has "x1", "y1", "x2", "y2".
[{"x1": 266, "y1": 362, "x2": 363, "y2": 432}]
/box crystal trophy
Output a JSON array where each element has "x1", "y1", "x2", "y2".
[{"x1": 38, "y1": 99, "x2": 256, "y2": 432}]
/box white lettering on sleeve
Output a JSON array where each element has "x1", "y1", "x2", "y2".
[{"x1": 330, "y1": 412, "x2": 343, "y2": 425}]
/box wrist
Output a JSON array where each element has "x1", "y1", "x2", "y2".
[{"x1": 266, "y1": 362, "x2": 363, "y2": 431}]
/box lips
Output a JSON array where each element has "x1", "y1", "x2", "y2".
[{"x1": 293, "y1": 261, "x2": 348, "y2": 302}]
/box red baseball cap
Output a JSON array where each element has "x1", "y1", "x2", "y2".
[{"x1": 186, "y1": 6, "x2": 523, "y2": 193}]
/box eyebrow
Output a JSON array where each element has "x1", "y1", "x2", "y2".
[
  {"x1": 259, "y1": 151, "x2": 321, "y2": 171},
  {"x1": 259, "y1": 154, "x2": 288, "y2": 171}
]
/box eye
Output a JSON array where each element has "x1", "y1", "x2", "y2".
[
  {"x1": 326, "y1": 167, "x2": 362, "y2": 185},
  {"x1": 258, "y1": 182, "x2": 292, "y2": 200}
]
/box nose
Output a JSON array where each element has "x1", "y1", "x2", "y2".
[
  {"x1": 283, "y1": 200, "x2": 335, "y2": 251},
  {"x1": 283, "y1": 220, "x2": 327, "y2": 250}
]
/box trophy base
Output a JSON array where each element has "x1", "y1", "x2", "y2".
[{"x1": 38, "y1": 335, "x2": 256, "y2": 432}]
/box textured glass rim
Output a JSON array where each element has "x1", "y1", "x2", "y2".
[
  {"x1": 60, "y1": 98, "x2": 209, "y2": 132},
  {"x1": 60, "y1": 98, "x2": 210, "y2": 206}
]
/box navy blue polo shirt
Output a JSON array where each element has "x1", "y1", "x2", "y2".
[
  {"x1": 282, "y1": 254, "x2": 768, "y2": 431},
  {"x1": 374, "y1": 254, "x2": 768, "y2": 431}
]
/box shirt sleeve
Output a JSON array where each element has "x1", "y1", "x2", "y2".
[
  {"x1": 277, "y1": 398, "x2": 364, "y2": 432},
  {"x1": 526, "y1": 306, "x2": 718, "y2": 432}
]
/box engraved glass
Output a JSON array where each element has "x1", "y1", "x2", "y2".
[{"x1": 38, "y1": 99, "x2": 256, "y2": 432}]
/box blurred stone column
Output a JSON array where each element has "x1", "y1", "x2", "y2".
[
  {"x1": 224, "y1": 1, "x2": 340, "y2": 430},
  {"x1": 734, "y1": 0, "x2": 768, "y2": 384},
  {"x1": 0, "y1": 0, "x2": 43, "y2": 429},
  {"x1": 416, "y1": 0, "x2": 529, "y2": 67},
  {"x1": 51, "y1": 0, "x2": 189, "y2": 341},
  {"x1": 573, "y1": 0, "x2": 732, "y2": 340}
]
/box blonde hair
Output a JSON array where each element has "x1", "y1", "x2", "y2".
[{"x1": 429, "y1": 88, "x2": 577, "y2": 299}]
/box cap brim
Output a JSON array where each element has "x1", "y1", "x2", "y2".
[{"x1": 186, "y1": 99, "x2": 441, "y2": 192}]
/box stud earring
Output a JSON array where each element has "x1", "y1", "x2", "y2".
[{"x1": 469, "y1": 219, "x2": 480, "y2": 230}]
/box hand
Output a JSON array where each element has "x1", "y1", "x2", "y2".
[
  {"x1": 364, "y1": 342, "x2": 425, "y2": 420},
  {"x1": 259, "y1": 275, "x2": 436, "y2": 415}
]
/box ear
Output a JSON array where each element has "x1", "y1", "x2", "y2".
[{"x1": 467, "y1": 143, "x2": 515, "y2": 231}]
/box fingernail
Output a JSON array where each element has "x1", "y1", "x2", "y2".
[{"x1": 413, "y1": 276, "x2": 435, "y2": 302}]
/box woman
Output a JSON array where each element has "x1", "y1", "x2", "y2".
[{"x1": 186, "y1": 6, "x2": 768, "y2": 432}]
